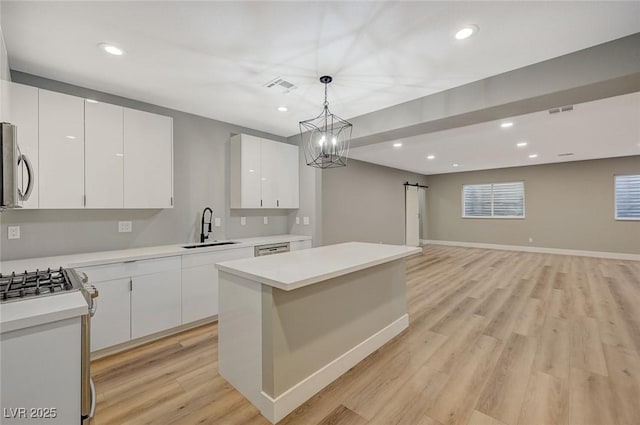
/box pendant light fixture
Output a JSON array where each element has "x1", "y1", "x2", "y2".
[{"x1": 299, "y1": 76, "x2": 352, "y2": 169}]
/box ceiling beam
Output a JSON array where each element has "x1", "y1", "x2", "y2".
[{"x1": 347, "y1": 33, "x2": 640, "y2": 148}]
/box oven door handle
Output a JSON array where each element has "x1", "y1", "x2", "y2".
[
  {"x1": 89, "y1": 377, "x2": 96, "y2": 418},
  {"x1": 89, "y1": 298, "x2": 98, "y2": 317}
]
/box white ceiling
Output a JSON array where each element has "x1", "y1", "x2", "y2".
[
  {"x1": 2, "y1": 1, "x2": 639, "y2": 137},
  {"x1": 350, "y1": 92, "x2": 640, "y2": 175}
]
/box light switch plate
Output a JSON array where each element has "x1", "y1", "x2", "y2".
[
  {"x1": 240, "y1": 217, "x2": 246, "y2": 226},
  {"x1": 214, "y1": 217, "x2": 221, "y2": 227},
  {"x1": 263, "y1": 216, "x2": 268, "y2": 225},
  {"x1": 118, "y1": 221, "x2": 132, "y2": 233},
  {"x1": 8, "y1": 226, "x2": 20, "y2": 240},
  {"x1": 303, "y1": 216, "x2": 310, "y2": 225},
  {"x1": 296, "y1": 216, "x2": 300, "y2": 225}
]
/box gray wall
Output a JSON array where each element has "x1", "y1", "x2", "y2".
[
  {"x1": 262, "y1": 260, "x2": 407, "y2": 397},
  {"x1": 425, "y1": 156, "x2": 640, "y2": 254},
  {"x1": 0, "y1": 21, "x2": 8, "y2": 80},
  {"x1": 285, "y1": 133, "x2": 322, "y2": 246},
  {"x1": 0, "y1": 72, "x2": 303, "y2": 260},
  {"x1": 322, "y1": 159, "x2": 428, "y2": 245}
]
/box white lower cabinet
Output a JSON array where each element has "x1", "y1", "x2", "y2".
[
  {"x1": 181, "y1": 264, "x2": 216, "y2": 323},
  {"x1": 78, "y1": 256, "x2": 182, "y2": 352},
  {"x1": 290, "y1": 240, "x2": 312, "y2": 251},
  {"x1": 131, "y1": 269, "x2": 182, "y2": 339},
  {"x1": 91, "y1": 278, "x2": 131, "y2": 351},
  {"x1": 81, "y1": 242, "x2": 310, "y2": 352},
  {"x1": 1, "y1": 317, "x2": 81, "y2": 424},
  {"x1": 181, "y1": 247, "x2": 253, "y2": 323}
]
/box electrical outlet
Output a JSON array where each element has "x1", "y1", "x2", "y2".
[
  {"x1": 303, "y1": 216, "x2": 310, "y2": 225},
  {"x1": 240, "y1": 217, "x2": 246, "y2": 226},
  {"x1": 296, "y1": 216, "x2": 300, "y2": 225},
  {"x1": 263, "y1": 216, "x2": 268, "y2": 225},
  {"x1": 214, "y1": 217, "x2": 221, "y2": 227},
  {"x1": 8, "y1": 226, "x2": 20, "y2": 240},
  {"x1": 118, "y1": 221, "x2": 132, "y2": 233},
  {"x1": 528, "y1": 237, "x2": 533, "y2": 243}
]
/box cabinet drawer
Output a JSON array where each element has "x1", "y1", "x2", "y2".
[
  {"x1": 290, "y1": 240, "x2": 312, "y2": 251},
  {"x1": 181, "y1": 247, "x2": 253, "y2": 269},
  {"x1": 77, "y1": 256, "x2": 181, "y2": 283}
]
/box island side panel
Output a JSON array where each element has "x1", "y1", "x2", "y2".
[
  {"x1": 266, "y1": 259, "x2": 408, "y2": 399},
  {"x1": 218, "y1": 271, "x2": 264, "y2": 411}
]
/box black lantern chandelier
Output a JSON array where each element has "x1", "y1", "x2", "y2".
[{"x1": 299, "y1": 76, "x2": 352, "y2": 169}]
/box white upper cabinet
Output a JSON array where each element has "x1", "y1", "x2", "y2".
[
  {"x1": 6, "y1": 85, "x2": 173, "y2": 210},
  {"x1": 39, "y1": 89, "x2": 85, "y2": 208},
  {"x1": 260, "y1": 138, "x2": 279, "y2": 208},
  {"x1": 123, "y1": 108, "x2": 173, "y2": 208},
  {"x1": 276, "y1": 142, "x2": 299, "y2": 208},
  {"x1": 230, "y1": 134, "x2": 299, "y2": 209},
  {"x1": 230, "y1": 134, "x2": 262, "y2": 208},
  {"x1": 85, "y1": 101, "x2": 124, "y2": 208},
  {"x1": 3, "y1": 82, "x2": 39, "y2": 209}
]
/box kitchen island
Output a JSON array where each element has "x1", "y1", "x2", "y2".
[{"x1": 216, "y1": 242, "x2": 421, "y2": 423}]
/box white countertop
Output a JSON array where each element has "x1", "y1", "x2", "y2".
[
  {"x1": 0, "y1": 234, "x2": 310, "y2": 334},
  {"x1": 216, "y1": 241, "x2": 421, "y2": 291},
  {"x1": 0, "y1": 234, "x2": 311, "y2": 273},
  {"x1": 0, "y1": 291, "x2": 88, "y2": 334}
]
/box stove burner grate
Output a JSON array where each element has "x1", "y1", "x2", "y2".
[{"x1": 0, "y1": 267, "x2": 75, "y2": 302}]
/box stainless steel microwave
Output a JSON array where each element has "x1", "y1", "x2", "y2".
[{"x1": 1, "y1": 122, "x2": 34, "y2": 209}]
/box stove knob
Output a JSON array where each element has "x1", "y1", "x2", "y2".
[{"x1": 86, "y1": 284, "x2": 99, "y2": 299}]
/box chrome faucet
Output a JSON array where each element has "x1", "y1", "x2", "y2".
[{"x1": 200, "y1": 207, "x2": 213, "y2": 243}]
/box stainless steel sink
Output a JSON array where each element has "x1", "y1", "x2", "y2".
[{"x1": 182, "y1": 241, "x2": 240, "y2": 249}]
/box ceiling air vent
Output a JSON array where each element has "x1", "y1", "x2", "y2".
[
  {"x1": 548, "y1": 105, "x2": 574, "y2": 114},
  {"x1": 264, "y1": 77, "x2": 297, "y2": 93}
]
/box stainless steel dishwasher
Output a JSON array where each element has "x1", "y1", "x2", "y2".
[{"x1": 254, "y1": 242, "x2": 290, "y2": 256}]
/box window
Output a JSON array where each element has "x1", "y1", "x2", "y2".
[
  {"x1": 463, "y1": 182, "x2": 525, "y2": 218},
  {"x1": 615, "y1": 174, "x2": 640, "y2": 220}
]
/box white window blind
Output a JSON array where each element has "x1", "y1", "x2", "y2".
[
  {"x1": 463, "y1": 182, "x2": 525, "y2": 218},
  {"x1": 615, "y1": 174, "x2": 640, "y2": 220}
]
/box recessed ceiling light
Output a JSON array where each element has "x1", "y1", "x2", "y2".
[
  {"x1": 277, "y1": 106, "x2": 288, "y2": 112},
  {"x1": 516, "y1": 142, "x2": 528, "y2": 148},
  {"x1": 99, "y1": 43, "x2": 124, "y2": 56},
  {"x1": 453, "y1": 163, "x2": 459, "y2": 167},
  {"x1": 528, "y1": 154, "x2": 538, "y2": 159},
  {"x1": 86, "y1": 99, "x2": 99, "y2": 104},
  {"x1": 66, "y1": 135, "x2": 76, "y2": 140},
  {"x1": 455, "y1": 25, "x2": 478, "y2": 40},
  {"x1": 500, "y1": 122, "x2": 514, "y2": 128},
  {"x1": 427, "y1": 155, "x2": 435, "y2": 160},
  {"x1": 393, "y1": 143, "x2": 402, "y2": 148}
]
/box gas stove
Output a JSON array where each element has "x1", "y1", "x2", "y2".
[{"x1": 0, "y1": 267, "x2": 80, "y2": 303}]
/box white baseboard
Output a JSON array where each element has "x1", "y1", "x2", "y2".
[
  {"x1": 425, "y1": 240, "x2": 640, "y2": 261},
  {"x1": 260, "y1": 313, "x2": 409, "y2": 423}
]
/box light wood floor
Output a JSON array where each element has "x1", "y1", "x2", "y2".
[{"x1": 90, "y1": 246, "x2": 640, "y2": 425}]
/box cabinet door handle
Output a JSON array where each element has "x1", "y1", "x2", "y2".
[
  {"x1": 129, "y1": 278, "x2": 133, "y2": 291},
  {"x1": 277, "y1": 200, "x2": 279, "y2": 207},
  {"x1": 261, "y1": 199, "x2": 263, "y2": 207}
]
